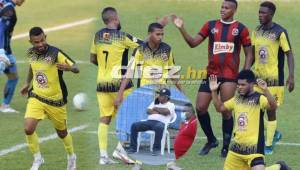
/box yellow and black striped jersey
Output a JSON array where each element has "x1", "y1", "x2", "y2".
[
  {"x1": 129, "y1": 42, "x2": 175, "y2": 86},
  {"x1": 90, "y1": 28, "x2": 142, "y2": 92},
  {"x1": 224, "y1": 92, "x2": 269, "y2": 155},
  {"x1": 28, "y1": 45, "x2": 75, "y2": 103},
  {"x1": 252, "y1": 23, "x2": 292, "y2": 86}
]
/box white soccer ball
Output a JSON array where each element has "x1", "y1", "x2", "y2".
[{"x1": 73, "y1": 92, "x2": 88, "y2": 111}]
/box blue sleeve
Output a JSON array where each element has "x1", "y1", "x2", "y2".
[{"x1": 0, "y1": 21, "x2": 5, "y2": 49}]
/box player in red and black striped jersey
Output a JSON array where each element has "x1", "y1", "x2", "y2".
[{"x1": 173, "y1": 0, "x2": 253, "y2": 157}]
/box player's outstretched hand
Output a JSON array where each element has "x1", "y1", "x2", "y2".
[
  {"x1": 20, "y1": 84, "x2": 29, "y2": 96},
  {"x1": 171, "y1": 15, "x2": 184, "y2": 28},
  {"x1": 257, "y1": 79, "x2": 267, "y2": 91},
  {"x1": 286, "y1": 75, "x2": 294, "y2": 92},
  {"x1": 209, "y1": 75, "x2": 220, "y2": 91},
  {"x1": 157, "y1": 15, "x2": 170, "y2": 27},
  {"x1": 56, "y1": 59, "x2": 71, "y2": 71}
]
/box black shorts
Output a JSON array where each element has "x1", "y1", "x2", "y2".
[
  {"x1": 250, "y1": 157, "x2": 265, "y2": 167},
  {"x1": 198, "y1": 77, "x2": 236, "y2": 93}
]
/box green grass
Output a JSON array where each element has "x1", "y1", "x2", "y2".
[{"x1": 0, "y1": 0, "x2": 299, "y2": 169}]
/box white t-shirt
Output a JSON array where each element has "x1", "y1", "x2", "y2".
[{"x1": 147, "y1": 101, "x2": 176, "y2": 124}]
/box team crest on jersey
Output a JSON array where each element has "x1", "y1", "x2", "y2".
[
  {"x1": 232, "y1": 28, "x2": 239, "y2": 36},
  {"x1": 211, "y1": 28, "x2": 219, "y2": 34},
  {"x1": 258, "y1": 46, "x2": 268, "y2": 64},
  {"x1": 237, "y1": 112, "x2": 248, "y2": 131},
  {"x1": 213, "y1": 42, "x2": 234, "y2": 54},
  {"x1": 36, "y1": 72, "x2": 48, "y2": 88},
  {"x1": 103, "y1": 33, "x2": 110, "y2": 40}
]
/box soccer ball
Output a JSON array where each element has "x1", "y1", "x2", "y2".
[{"x1": 73, "y1": 92, "x2": 88, "y2": 111}]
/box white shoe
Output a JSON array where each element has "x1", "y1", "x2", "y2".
[
  {"x1": 166, "y1": 162, "x2": 183, "y2": 170},
  {"x1": 67, "y1": 154, "x2": 76, "y2": 170},
  {"x1": 30, "y1": 157, "x2": 44, "y2": 170},
  {"x1": 0, "y1": 105, "x2": 19, "y2": 113},
  {"x1": 99, "y1": 156, "x2": 118, "y2": 165},
  {"x1": 112, "y1": 149, "x2": 135, "y2": 164}
]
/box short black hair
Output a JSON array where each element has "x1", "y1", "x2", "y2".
[
  {"x1": 225, "y1": 0, "x2": 238, "y2": 8},
  {"x1": 101, "y1": 7, "x2": 117, "y2": 24},
  {"x1": 184, "y1": 103, "x2": 195, "y2": 114},
  {"x1": 148, "y1": 22, "x2": 163, "y2": 32},
  {"x1": 260, "y1": 1, "x2": 276, "y2": 15},
  {"x1": 29, "y1": 27, "x2": 44, "y2": 37},
  {"x1": 237, "y1": 70, "x2": 256, "y2": 83}
]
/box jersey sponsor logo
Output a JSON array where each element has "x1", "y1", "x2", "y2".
[
  {"x1": 35, "y1": 71, "x2": 48, "y2": 88},
  {"x1": 44, "y1": 56, "x2": 54, "y2": 64},
  {"x1": 211, "y1": 28, "x2": 219, "y2": 34},
  {"x1": 268, "y1": 33, "x2": 277, "y2": 41},
  {"x1": 258, "y1": 46, "x2": 268, "y2": 64},
  {"x1": 232, "y1": 28, "x2": 239, "y2": 36},
  {"x1": 213, "y1": 42, "x2": 234, "y2": 54},
  {"x1": 237, "y1": 112, "x2": 248, "y2": 131}
]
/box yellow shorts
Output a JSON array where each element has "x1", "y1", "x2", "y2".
[
  {"x1": 224, "y1": 151, "x2": 265, "y2": 170},
  {"x1": 97, "y1": 88, "x2": 133, "y2": 118},
  {"x1": 24, "y1": 98, "x2": 67, "y2": 130},
  {"x1": 254, "y1": 86, "x2": 284, "y2": 106}
]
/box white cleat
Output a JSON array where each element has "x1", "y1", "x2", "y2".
[
  {"x1": 99, "y1": 156, "x2": 118, "y2": 165},
  {"x1": 112, "y1": 149, "x2": 135, "y2": 164},
  {"x1": 67, "y1": 154, "x2": 76, "y2": 170},
  {"x1": 30, "y1": 157, "x2": 44, "y2": 170},
  {"x1": 0, "y1": 105, "x2": 19, "y2": 113}
]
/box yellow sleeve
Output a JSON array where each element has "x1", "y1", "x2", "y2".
[
  {"x1": 57, "y1": 51, "x2": 75, "y2": 66},
  {"x1": 90, "y1": 36, "x2": 96, "y2": 54},
  {"x1": 279, "y1": 32, "x2": 291, "y2": 52},
  {"x1": 224, "y1": 97, "x2": 235, "y2": 111},
  {"x1": 168, "y1": 51, "x2": 175, "y2": 66},
  {"x1": 259, "y1": 95, "x2": 269, "y2": 110},
  {"x1": 124, "y1": 34, "x2": 143, "y2": 49}
]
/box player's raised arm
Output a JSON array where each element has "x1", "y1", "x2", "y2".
[
  {"x1": 172, "y1": 15, "x2": 205, "y2": 48},
  {"x1": 209, "y1": 75, "x2": 229, "y2": 113},
  {"x1": 257, "y1": 79, "x2": 277, "y2": 111}
]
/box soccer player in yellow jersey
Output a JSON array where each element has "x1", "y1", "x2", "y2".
[
  {"x1": 115, "y1": 22, "x2": 182, "y2": 106},
  {"x1": 90, "y1": 7, "x2": 143, "y2": 164},
  {"x1": 20, "y1": 27, "x2": 79, "y2": 170},
  {"x1": 251, "y1": 1, "x2": 295, "y2": 155},
  {"x1": 209, "y1": 70, "x2": 291, "y2": 170}
]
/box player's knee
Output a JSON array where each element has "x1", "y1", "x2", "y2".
[
  {"x1": 100, "y1": 116, "x2": 111, "y2": 125},
  {"x1": 196, "y1": 105, "x2": 207, "y2": 116},
  {"x1": 267, "y1": 110, "x2": 276, "y2": 121},
  {"x1": 57, "y1": 130, "x2": 68, "y2": 138},
  {"x1": 131, "y1": 123, "x2": 137, "y2": 131},
  {"x1": 24, "y1": 127, "x2": 35, "y2": 135}
]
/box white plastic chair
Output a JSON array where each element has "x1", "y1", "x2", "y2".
[{"x1": 136, "y1": 113, "x2": 177, "y2": 155}]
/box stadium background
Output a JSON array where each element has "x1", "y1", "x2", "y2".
[{"x1": 0, "y1": 0, "x2": 299, "y2": 169}]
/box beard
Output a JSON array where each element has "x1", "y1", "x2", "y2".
[{"x1": 117, "y1": 23, "x2": 122, "y2": 30}]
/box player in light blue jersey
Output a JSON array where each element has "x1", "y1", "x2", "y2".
[{"x1": 0, "y1": 0, "x2": 24, "y2": 113}]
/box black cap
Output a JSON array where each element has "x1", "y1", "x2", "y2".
[{"x1": 156, "y1": 88, "x2": 171, "y2": 97}]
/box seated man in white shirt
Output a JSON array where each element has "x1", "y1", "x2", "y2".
[{"x1": 127, "y1": 88, "x2": 176, "y2": 156}]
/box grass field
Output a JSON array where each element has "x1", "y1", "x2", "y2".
[{"x1": 0, "y1": 0, "x2": 299, "y2": 169}]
